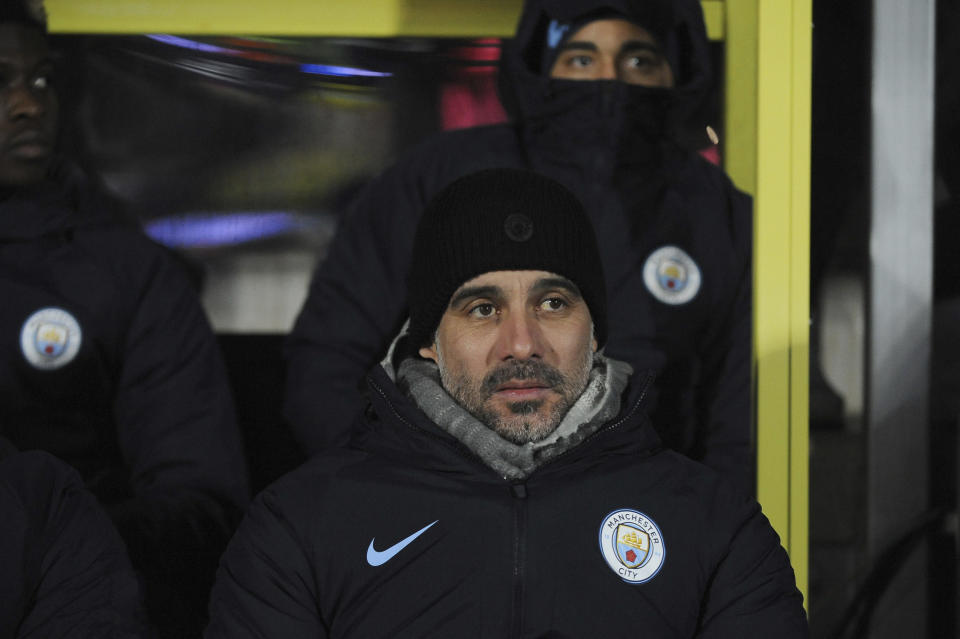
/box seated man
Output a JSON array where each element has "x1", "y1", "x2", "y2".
[
  {"x1": 287, "y1": 0, "x2": 754, "y2": 495},
  {"x1": 0, "y1": 3, "x2": 248, "y2": 635},
  {"x1": 208, "y1": 169, "x2": 806, "y2": 637},
  {"x1": 0, "y1": 436, "x2": 147, "y2": 638}
]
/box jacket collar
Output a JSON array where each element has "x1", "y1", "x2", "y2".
[
  {"x1": 0, "y1": 159, "x2": 126, "y2": 242},
  {"x1": 356, "y1": 361, "x2": 662, "y2": 482}
]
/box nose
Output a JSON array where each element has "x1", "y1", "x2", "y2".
[
  {"x1": 596, "y1": 56, "x2": 618, "y2": 81},
  {"x1": 5, "y1": 83, "x2": 46, "y2": 121},
  {"x1": 495, "y1": 309, "x2": 545, "y2": 361}
]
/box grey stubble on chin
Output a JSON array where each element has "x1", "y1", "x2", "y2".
[{"x1": 435, "y1": 339, "x2": 594, "y2": 445}]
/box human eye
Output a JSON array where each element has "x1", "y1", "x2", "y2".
[
  {"x1": 468, "y1": 302, "x2": 497, "y2": 319},
  {"x1": 567, "y1": 53, "x2": 594, "y2": 69},
  {"x1": 538, "y1": 296, "x2": 568, "y2": 313},
  {"x1": 30, "y1": 70, "x2": 53, "y2": 91},
  {"x1": 623, "y1": 51, "x2": 659, "y2": 70}
]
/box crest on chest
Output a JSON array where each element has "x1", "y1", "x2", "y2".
[
  {"x1": 20, "y1": 307, "x2": 83, "y2": 370},
  {"x1": 598, "y1": 509, "x2": 666, "y2": 584},
  {"x1": 642, "y1": 246, "x2": 701, "y2": 305}
]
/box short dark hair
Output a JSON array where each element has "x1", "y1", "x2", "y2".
[{"x1": 0, "y1": 0, "x2": 48, "y2": 33}]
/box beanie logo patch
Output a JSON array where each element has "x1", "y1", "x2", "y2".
[
  {"x1": 642, "y1": 246, "x2": 701, "y2": 305},
  {"x1": 504, "y1": 214, "x2": 534, "y2": 242},
  {"x1": 547, "y1": 20, "x2": 571, "y2": 49}
]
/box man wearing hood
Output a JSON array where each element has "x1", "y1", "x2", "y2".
[
  {"x1": 287, "y1": 0, "x2": 753, "y2": 495},
  {"x1": 208, "y1": 169, "x2": 804, "y2": 638},
  {"x1": 0, "y1": 2, "x2": 249, "y2": 636}
]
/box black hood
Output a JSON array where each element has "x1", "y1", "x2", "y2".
[{"x1": 498, "y1": 0, "x2": 716, "y2": 153}]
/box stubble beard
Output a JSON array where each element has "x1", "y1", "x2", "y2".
[{"x1": 436, "y1": 342, "x2": 595, "y2": 445}]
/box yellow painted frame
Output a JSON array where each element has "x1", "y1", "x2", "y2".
[
  {"x1": 44, "y1": 0, "x2": 810, "y2": 599},
  {"x1": 725, "y1": 0, "x2": 811, "y2": 600},
  {"x1": 47, "y1": 0, "x2": 726, "y2": 39}
]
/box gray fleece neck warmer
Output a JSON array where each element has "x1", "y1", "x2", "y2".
[{"x1": 397, "y1": 353, "x2": 632, "y2": 480}]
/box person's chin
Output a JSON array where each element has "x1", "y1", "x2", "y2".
[
  {"x1": 0, "y1": 160, "x2": 51, "y2": 187},
  {"x1": 487, "y1": 403, "x2": 560, "y2": 443}
]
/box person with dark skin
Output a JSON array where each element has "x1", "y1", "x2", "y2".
[
  {"x1": 0, "y1": 3, "x2": 249, "y2": 636},
  {"x1": 208, "y1": 169, "x2": 804, "y2": 638},
  {"x1": 286, "y1": 0, "x2": 753, "y2": 495}
]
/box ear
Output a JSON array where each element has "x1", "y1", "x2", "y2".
[
  {"x1": 591, "y1": 337, "x2": 598, "y2": 353},
  {"x1": 419, "y1": 343, "x2": 440, "y2": 364}
]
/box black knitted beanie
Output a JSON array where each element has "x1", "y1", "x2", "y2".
[{"x1": 407, "y1": 168, "x2": 607, "y2": 349}]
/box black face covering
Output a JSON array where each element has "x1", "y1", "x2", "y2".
[{"x1": 519, "y1": 78, "x2": 673, "y2": 172}]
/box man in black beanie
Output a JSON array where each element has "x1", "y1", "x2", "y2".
[
  {"x1": 287, "y1": 0, "x2": 754, "y2": 497},
  {"x1": 208, "y1": 169, "x2": 806, "y2": 638}
]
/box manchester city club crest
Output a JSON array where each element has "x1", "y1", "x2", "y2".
[
  {"x1": 20, "y1": 307, "x2": 83, "y2": 370},
  {"x1": 598, "y1": 509, "x2": 665, "y2": 584},
  {"x1": 642, "y1": 245, "x2": 701, "y2": 305}
]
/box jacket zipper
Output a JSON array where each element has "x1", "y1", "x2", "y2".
[
  {"x1": 510, "y1": 482, "x2": 527, "y2": 638},
  {"x1": 368, "y1": 372, "x2": 654, "y2": 637}
]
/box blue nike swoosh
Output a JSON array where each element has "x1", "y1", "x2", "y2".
[{"x1": 366, "y1": 520, "x2": 439, "y2": 567}]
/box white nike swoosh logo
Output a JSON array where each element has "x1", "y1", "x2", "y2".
[{"x1": 366, "y1": 520, "x2": 439, "y2": 567}]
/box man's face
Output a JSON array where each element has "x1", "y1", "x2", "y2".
[
  {"x1": 549, "y1": 18, "x2": 674, "y2": 87},
  {"x1": 419, "y1": 270, "x2": 597, "y2": 445},
  {"x1": 0, "y1": 23, "x2": 57, "y2": 188}
]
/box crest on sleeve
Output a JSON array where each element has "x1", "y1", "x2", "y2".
[
  {"x1": 20, "y1": 307, "x2": 83, "y2": 370},
  {"x1": 598, "y1": 509, "x2": 665, "y2": 584},
  {"x1": 642, "y1": 245, "x2": 701, "y2": 305}
]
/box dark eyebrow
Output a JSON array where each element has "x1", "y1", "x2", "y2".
[
  {"x1": 619, "y1": 41, "x2": 663, "y2": 56},
  {"x1": 448, "y1": 285, "x2": 503, "y2": 310},
  {"x1": 530, "y1": 276, "x2": 583, "y2": 300},
  {"x1": 557, "y1": 40, "x2": 599, "y2": 53}
]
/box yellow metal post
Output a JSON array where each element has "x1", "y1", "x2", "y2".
[{"x1": 725, "y1": 0, "x2": 811, "y2": 600}]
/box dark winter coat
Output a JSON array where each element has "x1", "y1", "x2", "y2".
[
  {"x1": 0, "y1": 442, "x2": 147, "y2": 638},
  {"x1": 285, "y1": 0, "x2": 753, "y2": 494},
  {"x1": 207, "y1": 366, "x2": 806, "y2": 638},
  {"x1": 0, "y1": 170, "x2": 249, "y2": 634}
]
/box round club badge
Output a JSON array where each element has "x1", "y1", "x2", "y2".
[
  {"x1": 642, "y1": 245, "x2": 701, "y2": 305},
  {"x1": 598, "y1": 509, "x2": 666, "y2": 584},
  {"x1": 20, "y1": 307, "x2": 83, "y2": 370}
]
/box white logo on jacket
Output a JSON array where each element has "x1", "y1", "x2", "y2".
[
  {"x1": 20, "y1": 307, "x2": 83, "y2": 370},
  {"x1": 598, "y1": 509, "x2": 665, "y2": 583},
  {"x1": 642, "y1": 245, "x2": 701, "y2": 305}
]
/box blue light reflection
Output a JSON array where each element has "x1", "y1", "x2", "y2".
[{"x1": 145, "y1": 212, "x2": 305, "y2": 248}]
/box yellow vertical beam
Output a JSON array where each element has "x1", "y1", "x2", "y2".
[
  {"x1": 725, "y1": 0, "x2": 811, "y2": 601},
  {"x1": 787, "y1": 0, "x2": 811, "y2": 606}
]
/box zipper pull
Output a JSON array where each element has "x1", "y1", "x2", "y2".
[{"x1": 511, "y1": 483, "x2": 527, "y2": 499}]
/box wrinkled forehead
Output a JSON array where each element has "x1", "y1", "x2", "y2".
[{"x1": 448, "y1": 270, "x2": 583, "y2": 306}]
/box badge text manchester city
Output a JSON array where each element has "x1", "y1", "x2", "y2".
[{"x1": 598, "y1": 509, "x2": 666, "y2": 584}]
